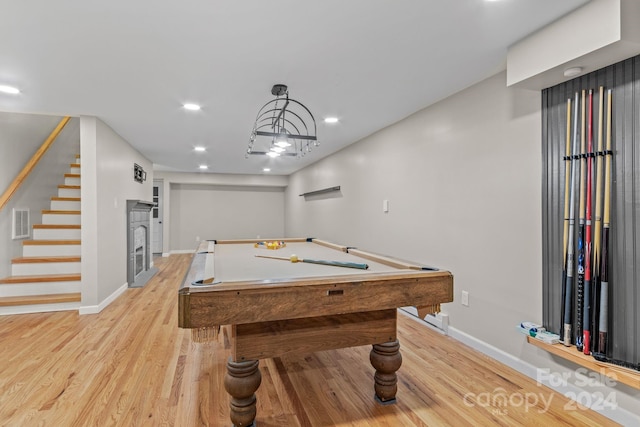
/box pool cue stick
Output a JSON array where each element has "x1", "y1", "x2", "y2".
[
  {"x1": 562, "y1": 98, "x2": 573, "y2": 270},
  {"x1": 597, "y1": 89, "x2": 613, "y2": 355},
  {"x1": 575, "y1": 90, "x2": 587, "y2": 351},
  {"x1": 560, "y1": 97, "x2": 572, "y2": 342},
  {"x1": 591, "y1": 86, "x2": 605, "y2": 353},
  {"x1": 582, "y1": 89, "x2": 594, "y2": 355},
  {"x1": 255, "y1": 254, "x2": 369, "y2": 270},
  {"x1": 563, "y1": 91, "x2": 580, "y2": 346}
]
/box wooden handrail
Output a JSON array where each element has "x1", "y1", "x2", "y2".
[{"x1": 0, "y1": 116, "x2": 71, "y2": 212}]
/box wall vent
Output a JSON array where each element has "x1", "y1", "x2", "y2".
[{"x1": 12, "y1": 208, "x2": 30, "y2": 239}]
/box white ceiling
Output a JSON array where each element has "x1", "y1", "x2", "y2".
[{"x1": 0, "y1": 0, "x2": 590, "y2": 176}]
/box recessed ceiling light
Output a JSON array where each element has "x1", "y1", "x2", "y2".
[
  {"x1": 194, "y1": 146, "x2": 206, "y2": 152},
  {"x1": 0, "y1": 85, "x2": 20, "y2": 95},
  {"x1": 324, "y1": 117, "x2": 339, "y2": 124},
  {"x1": 263, "y1": 168, "x2": 271, "y2": 172},
  {"x1": 564, "y1": 67, "x2": 583, "y2": 78},
  {"x1": 199, "y1": 164, "x2": 208, "y2": 170},
  {"x1": 183, "y1": 103, "x2": 201, "y2": 111}
]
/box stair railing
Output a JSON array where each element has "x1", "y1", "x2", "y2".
[{"x1": 0, "y1": 116, "x2": 71, "y2": 212}]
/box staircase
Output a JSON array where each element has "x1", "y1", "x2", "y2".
[{"x1": 0, "y1": 156, "x2": 81, "y2": 314}]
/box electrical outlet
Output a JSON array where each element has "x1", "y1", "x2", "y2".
[{"x1": 461, "y1": 291, "x2": 469, "y2": 307}]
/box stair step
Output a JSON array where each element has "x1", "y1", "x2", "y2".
[
  {"x1": 23, "y1": 240, "x2": 81, "y2": 245},
  {"x1": 58, "y1": 185, "x2": 80, "y2": 198},
  {"x1": 70, "y1": 163, "x2": 80, "y2": 168},
  {"x1": 11, "y1": 256, "x2": 81, "y2": 276},
  {"x1": 64, "y1": 177, "x2": 81, "y2": 186},
  {"x1": 32, "y1": 224, "x2": 81, "y2": 240},
  {"x1": 33, "y1": 224, "x2": 81, "y2": 229},
  {"x1": 51, "y1": 197, "x2": 80, "y2": 202},
  {"x1": 0, "y1": 274, "x2": 82, "y2": 297},
  {"x1": 23, "y1": 241, "x2": 81, "y2": 257},
  {"x1": 0, "y1": 293, "x2": 81, "y2": 307},
  {"x1": 52, "y1": 197, "x2": 81, "y2": 202},
  {"x1": 42, "y1": 212, "x2": 81, "y2": 225},
  {"x1": 42, "y1": 210, "x2": 80, "y2": 215},
  {"x1": 12, "y1": 256, "x2": 81, "y2": 263},
  {"x1": 50, "y1": 199, "x2": 81, "y2": 211},
  {"x1": 0, "y1": 273, "x2": 81, "y2": 284},
  {"x1": 0, "y1": 278, "x2": 81, "y2": 297},
  {"x1": 51, "y1": 197, "x2": 81, "y2": 202},
  {"x1": 64, "y1": 173, "x2": 80, "y2": 178},
  {"x1": 58, "y1": 190, "x2": 80, "y2": 198}
]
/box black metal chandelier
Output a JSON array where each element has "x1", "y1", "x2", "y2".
[{"x1": 246, "y1": 84, "x2": 318, "y2": 158}]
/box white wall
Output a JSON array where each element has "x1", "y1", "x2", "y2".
[
  {"x1": 507, "y1": 0, "x2": 640, "y2": 89},
  {"x1": 154, "y1": 171, "x2": 287, "y2": 253},
  {"x1": 80, "y1": 116, "x2": 152, "y2": 309},
  {"x1": 169, "y1": 184, "x2": 285, "y2": 250},
  {"x1": 0, "y1": 113, "x2": 79, "y2": 278},
  {"x1": 285, "y1": 71, "x2": 639, "y2": 422},
  {"x1": 0, "y1": 112, "x2": 61, "y2": 189},
  {"x1": 287, "y1": 71, "x2": 541, "y2": 350}
]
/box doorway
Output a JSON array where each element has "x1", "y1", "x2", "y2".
[{"x1": 152, "y1": 180, "x2": 163, "y2": 254}]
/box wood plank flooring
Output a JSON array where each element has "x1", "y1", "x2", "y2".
[{"x1": 0, "y1": 254, "x2": 618, "y2": 426}]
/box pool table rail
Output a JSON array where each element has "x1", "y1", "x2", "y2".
[{"x1": 179, "y1": 269, "x2": 453, "y2": 328}]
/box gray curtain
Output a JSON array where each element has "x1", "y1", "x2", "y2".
[{"x1": 542, "y1": 55, "x2": 639, "y2": 367}]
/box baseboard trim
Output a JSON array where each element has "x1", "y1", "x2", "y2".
[
  {"x1": 0, "y1": 302, "x2": 80, "y2": 316},
  {"x1": 79, "y1": 282, "x2": 128, "y2": 315},
  {"x1": 447, "y1": 326, "x2": 639, "y2": 426},
  {"x1": 169, "y1": 249, "x2": 195, "y2": 255},
  {"x1": 399, "y1": 308, "x2": 446, "y2": 335}
]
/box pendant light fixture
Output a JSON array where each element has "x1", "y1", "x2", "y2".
[{"x1": 247, "y1": 84, "x2": 318, "y2": 158}]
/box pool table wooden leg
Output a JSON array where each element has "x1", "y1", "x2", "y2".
[
  {"x1": 224, "y1": 358, "x2": 261, "y2": 427},
  {"x1": 370, "y1": 340, "x2": 402, "y2": 404}
]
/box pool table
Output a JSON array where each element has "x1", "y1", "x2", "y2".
[{"x1": 178, "y1": 238, "x2": 453, "y2": 427}]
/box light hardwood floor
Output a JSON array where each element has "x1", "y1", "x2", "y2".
[{"x1": 0, "y1": 254, "x2": 618, "y2": 426}]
